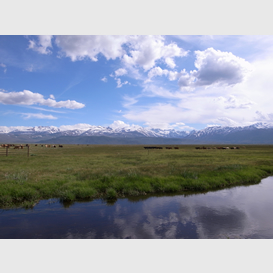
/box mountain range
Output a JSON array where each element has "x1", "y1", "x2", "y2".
[{"x1": 0, "y1": 122, "x2": 272, "y2": 144}]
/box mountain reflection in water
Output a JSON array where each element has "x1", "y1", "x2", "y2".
[{"x1": 1, "y1": 176, "x2": 273, "y2": 239}]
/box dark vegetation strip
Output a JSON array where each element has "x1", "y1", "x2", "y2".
[{"x1": 0, "y1": 145, "x2": 273, "y2": 208}]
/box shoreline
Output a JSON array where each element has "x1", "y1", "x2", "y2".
[
  {"x1": 1, "y1": 169, "x2": 272, "y2": 209},
  {"x1": 1, "y1": 144, "x2": 273, "y2": 209}
]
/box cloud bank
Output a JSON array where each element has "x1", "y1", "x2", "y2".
[
  {"x1": 0, "y1": 90, "x2": 85, "y2": 109},
  {"x1": 29, "y1": 35, "x2": 188, "y2": 72}
]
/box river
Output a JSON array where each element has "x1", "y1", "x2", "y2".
[{"x1": 1, "y1": 176, "x2": 273, "y2": 239}]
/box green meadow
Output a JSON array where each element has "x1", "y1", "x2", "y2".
[{"x1": 1, "y1": 144, "x2": 273, "y2": 208}]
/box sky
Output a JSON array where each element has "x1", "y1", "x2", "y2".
[{"x1": 1, "y1": 35, "x2": 273, "y2": 131}]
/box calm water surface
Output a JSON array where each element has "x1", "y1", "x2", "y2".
[{"x1": 1, "y1": 176, "x2": 273, "y2": 239}]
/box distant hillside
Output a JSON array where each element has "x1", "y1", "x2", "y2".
[
  {"x1": 0, "y1": 122, "x2": 273, "y2": 144},
  {"x1": 37, "y1": 136, "x2": 189, "y2": 145},
  {"x1": 185, "y1": 128, "x2": 273, "y2": 144}
]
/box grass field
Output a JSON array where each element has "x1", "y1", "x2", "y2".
[{"x1": 0, "y1": 144, "x2": 273, "y2": 208}]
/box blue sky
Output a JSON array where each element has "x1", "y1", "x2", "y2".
[{"x1": 1, "y1": 35, "x2": 273, "y2": 131}]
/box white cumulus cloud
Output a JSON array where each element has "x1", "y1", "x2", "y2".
[
  {"x1": 147, "y1": 66, "x2": 169, "y2": 81},
  {"x1": 177, "y1": 48, "x2": 252, "y2": 91},
  {"x1": 116, "y1": 78, "x2": 129, "y2": 88},
  {"x1": 0, "y1": 90, "x2": 85, "y2": 109},
  {"x1": 123, "y1": 35, "x2": 188, "y2": 71},
  {"x1": 114, "y1": 68, "x2": 127, "y2": 77},
  {"x1": 28, "y1": 35, "x2": 53, "y2": 55},
  {"x1": 193, "y1": 48, "x2": 252, "y2": 86},
  {"x1": 55, "y1": 35, "x2": 129, "y2": 61}
]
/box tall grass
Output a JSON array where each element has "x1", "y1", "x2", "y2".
[{"x1": 0, "y1": 144, "x2": 273, "y2": 208}]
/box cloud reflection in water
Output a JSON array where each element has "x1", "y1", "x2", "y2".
[{"x1": 1, "y1": 177, "x2": 273, "y2": 239}]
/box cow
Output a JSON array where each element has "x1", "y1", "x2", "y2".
[
  {"x1": 174, "y1": 147, "x2": 179, "y2": 149},
  {"x1": 14, "y1": 146, "x2": 20, "y2": 149},
  {"x1": 53, "y1": 145, "x2": 56, "y2": 148},
  {"x1": 144, "y1": 147, "x2": 163, "y2": 149},
  {"x1": 59, "y1": 145, "x2": 63, "y2": 148},
  {"x1": 166, "y1": 147, "x2": 172, "y2": 149},
  {"x1": 35, "y1": 144, "x2": 38, "y2": 146}
]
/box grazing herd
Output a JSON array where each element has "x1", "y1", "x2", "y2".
[
  {"x1": 1, "y1": 144, "x2": 64, "y2": 149},
  {"x1": 35, "y1": 144, "x2": 64, "y2": 148},
  {"x1": 143, "y1": 146, "x2": 242, "y2": 150},
  {"x1": 2, "y1": 143, "x2": 241, "y2": 151},
  {"x1": 1, "y1": 144, "x2": 25, "y2": 149},
  {"x1": 195, "y1": 146, "x2": 240, "y2": 150},
  {"x1": 144, "y1": 146, "x2": 179, "y2": 150}
]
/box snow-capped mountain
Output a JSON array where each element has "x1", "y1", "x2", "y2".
[
  {"x1": 183, "y1": 122, "x2": 273, "y2": 144},
  {"x1": 0, "y1": 123, "x2": 190, "y2": 138},
  {"x1": 0, "y1": 122, "x2": 273, "y2": 144},
  {"x1": 187, "y1": 122, "x2": 273, "y2": 138}
]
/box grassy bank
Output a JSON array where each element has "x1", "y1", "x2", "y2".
[{"x1": 0, "y1": 144, "x2": 273, "y2": 208}]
